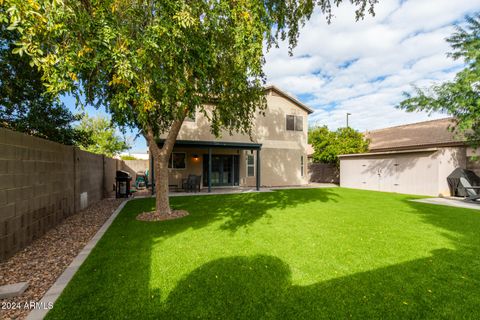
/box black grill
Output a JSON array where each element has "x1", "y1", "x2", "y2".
[{"x1": 115, "y1": 170, "x2": 132, "y2": 198}]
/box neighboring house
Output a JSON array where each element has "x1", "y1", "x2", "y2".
[
  {"x1": 339, "y1": 118, "x2": 479, "y2": 196},
  {"x1": 150, "y1": 86, "x2": 313, "y2": 191}
]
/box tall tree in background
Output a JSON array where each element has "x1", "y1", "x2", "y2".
[
  {"x1": 309, "y1": 126, "x2": 369, "y2": 165},
  {"x1": 76, "y1": 114, "x2": 129, "y2": 158},
  {"x1": 1, "y1": 0, "x2": 377, "y2": 218},
  {"x1": 0, "y1": 20, "x2": 87, "y2": 145},
  {"x1": 399, "y1": 13, "x2": 480, "y2": 146}
]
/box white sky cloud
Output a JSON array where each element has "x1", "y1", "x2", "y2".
[{"x1": 264, "y1": 0, "x2": 480, "y2": 131}]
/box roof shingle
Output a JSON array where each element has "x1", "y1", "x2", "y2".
[{"x1": 365, "y1": 117, "x2": 466, "y2": 151}]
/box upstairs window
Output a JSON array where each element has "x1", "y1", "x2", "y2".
[{"x1": 286, "y1": 115, "x2": 303, "y2": 131}]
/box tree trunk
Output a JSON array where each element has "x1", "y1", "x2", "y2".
[
  {"x1": 153, "y1": 150, "x2": 171, "y2": 215},
  {"x1": 145, "y1": 118, "x2": 185, "y2": 217}
]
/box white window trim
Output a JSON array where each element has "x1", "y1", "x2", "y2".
[{"x1": 247, "y1": 154, "x2": 255, "y2": 177}]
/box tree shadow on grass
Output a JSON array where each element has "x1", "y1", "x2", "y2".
[
  {"x1": 46, "y1": 191, "x2": 480, "y2": 319},
  {"x1": 134, "y1": 188, "x2": 340, "y2": 237},
  {"x1": 158, "y1": 199, "x2": 480, "y2": 319},
  {"x1": 45, "y1": 189, "x2": 339, "y2": 319},
  {"x1": 158, "y1": 247, "x2": 480, "y2": 319}
]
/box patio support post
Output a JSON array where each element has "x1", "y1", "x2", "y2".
[
  {"x1": 208, "y1": 148, "x2": 212, "y2": 193},
  {"x1": 256, "y1": 149, "x2": 261, "y2": 191},
  {"x1": 150, "y1": 154, "x2": 155, "y2": 195}
]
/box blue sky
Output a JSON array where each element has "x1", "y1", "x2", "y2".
[
  {"x1": 63, "y1": 0, "x2": 480, "y2": 153},
  {"x1": 264, "y1": 0, "x2": 480, "y2": 131},
  {"x1": 62, "y1": 94, "x2": 145, "y2": 153}
]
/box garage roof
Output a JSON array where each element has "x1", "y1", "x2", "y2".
[
  {"x1": 339, "y1": 148, "x2": 439, "y2": 158},
  {"x1": 365, "y1": 117, "x2": 466, "y2": 152}
]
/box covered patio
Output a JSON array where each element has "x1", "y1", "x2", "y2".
[{"x1": 151, "y1": 140, "x2": 262, "y2": 193}]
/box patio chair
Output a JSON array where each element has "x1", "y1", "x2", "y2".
[
  {"x1": 447, "y1": 168, "x2": 480, "y2": 202},
  {"x1": 182, "y1": 175, "x2": 201, "y2": 192},
  {"x1": 459, "y1": 177, "x2": 480, "y2": 202}
]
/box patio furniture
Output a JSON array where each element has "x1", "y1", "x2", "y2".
[
  {"x1": 182, "y1": 175, "x2": 201, "y2": 192},
  {"x1": 447, "y1": 168, "x2": 480, "y2": 202},
  {"x1": 135, "y1": 171, "x2": 147, "y2": 190}
]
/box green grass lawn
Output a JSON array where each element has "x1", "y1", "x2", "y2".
[{"x1": 46, "y1": 188, "x2": 480, "y2": 319}]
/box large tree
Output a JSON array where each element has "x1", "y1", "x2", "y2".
[
  {"x1": 1, "y1": 0, "x2": 377, "y2": 218},
  {"x1": 0, "y1": 19, "x2": 87, "y2": 145},
  {"x1": 399, "y1": 13, "x2": 480, "y2": 146},
  {"x1": 309, "y1": 126, "x2": 369, "y2": 165}
]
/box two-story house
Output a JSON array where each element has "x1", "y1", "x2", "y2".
[{"x1": 151, "y1": 85, "x2": 313, "y2": 191}]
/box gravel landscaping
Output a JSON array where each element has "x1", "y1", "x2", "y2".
[{"x1": 0, "y1": 198, "x2": 123, "y2": 320}]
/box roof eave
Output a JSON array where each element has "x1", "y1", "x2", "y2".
[{"x1": 265, "y1": 85, "x2": 314, "y2": 114}]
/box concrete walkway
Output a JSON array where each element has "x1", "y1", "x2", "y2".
[
  {"x1": 134, "y1": 183, "x2": 338, "y2": 198},
  {"x1": 412, "y1": 197, "x2": 480, "y2": 210}
]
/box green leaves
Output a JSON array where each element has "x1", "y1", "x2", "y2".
[
  {"x1": 309, "y1": 126, "x2": 369, "y2": 165},
  {"x1": 0, "y1": 21, "x2": 87, "y2": 145},
  {"x1": 76, "y1": 114, "x2": 130, "y2": 157},
  {"x1": 2, "y1": 0, "x2": 376, "y2": 140}
]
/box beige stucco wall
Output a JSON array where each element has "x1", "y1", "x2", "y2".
[
  {"x1": 340, "y1": 147, "x2": 468, "y2": 197},
  {"x1": 248, "y1": 148, "x2": 306, "y2": 187},
  {"x1": 163, "y1": 148, "x2": 307, "y2": 188},
  {"x1": 158, "y1": 89, "x2": 309, "y2": 187},
  {"x1": 340, "y1": 151, "x2": 439, "y2": 196},
  {"x1": 165, "y1": 148, "x2": 230, "y2": 188},
  {"x1": 436, "y1": 147, "x2": 467, "y2": 196},
  {"x1": 170, "y1": 91, "x2": 308, "y2": 147}
]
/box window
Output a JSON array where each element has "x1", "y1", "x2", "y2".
[
  {"x1": 286, "y1": 115, "x2": 303, "y2": 131},
  {"x1": 168, "y1": 152, "x2": 186, "y2": 169},
  {"x1": 295, "y1": 115, "x2": 303, "y2": 131},
  {"x1": 286, "y1": 115, "x2": 295, "y2": 131},
  {"x1": 300, "y1": 156, "x2": 304, "y2": 177},
  {"x1": 247, "y1": 154, "x2": 255, "y2": 177}
]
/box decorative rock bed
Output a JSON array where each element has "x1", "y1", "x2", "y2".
[
  {"x1": 136, "y1": 210, "x2": 189, "y2": 221},
  {"x1": 0, "y1": 198, "x2": 123, "y2": 320}
]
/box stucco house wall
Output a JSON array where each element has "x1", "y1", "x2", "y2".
[
  {"x1": 155, "y1": 87, "x2": 310, "y2": 188},
  {"x1": 436, "y1": 147, "x2": 467, "y2": 196}
]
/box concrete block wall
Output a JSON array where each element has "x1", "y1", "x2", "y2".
[
  {"x1": 104, "y1": 157, "x2": 121, "y2": 198},
  {"x1": 0, "y1": 128, "x2": 119, "y2": 260},
  {"x1": 75, "y1": 149, "x2": 104, "y2": 211},
  {"x1": 308, "y1": 163, "x2": 339, "y2": 184},
  {"x1": 120, "y1": 160, "x2": 149, "y2": 182}
]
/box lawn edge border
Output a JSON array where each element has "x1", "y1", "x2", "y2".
[{"x1": 26, "y1": 199, "x2": 130, "y2": 320}]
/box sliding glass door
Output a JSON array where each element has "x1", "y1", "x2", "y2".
[{"x1": 203, "y1": 154, "x2": 239, "y2": 186}]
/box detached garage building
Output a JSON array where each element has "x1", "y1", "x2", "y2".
[{"x1": 340, "y1": 118, "x2": 479, "y2": 196}]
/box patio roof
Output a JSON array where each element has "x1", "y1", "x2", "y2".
[
  {"x1": 153, "y1": 139, "x2": 262, "y2": 193},
  {"x1": 156, "y1": 139, "x2": 262, "y2": 150}
]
